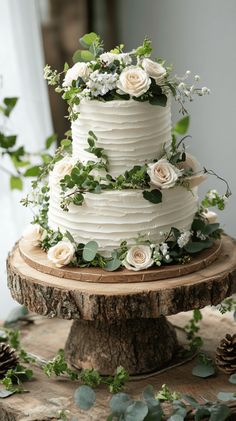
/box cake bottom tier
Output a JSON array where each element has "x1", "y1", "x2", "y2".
[{"x1": 48, "y1": 184, "x2": 198, "y2": 254}]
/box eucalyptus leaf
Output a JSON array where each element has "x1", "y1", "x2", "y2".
[
  {"x1": 124, "y1": 401, "x2": 148, "y2": 421},
  {"x1": 143, "y1": 385, "x2": 155, "y2": 401},
  {"x1": 109, "y1": 393, "x2": 132, "y2": 415},
  {"x1": 194, "y1": 407, "x2": 210, "y2": 421},
  {"x1": 167, "y1": 414, "x2": 184, "y2": 421},
  {"x1": 217, "y1": 391, "x2": 236, "y2": 401},
  {"x1": 173, "y1": 116, "x2": 190, "y2": 135},
  {"x1": 203, "y1": 223, "x2": 220, "y2": 236},
  {"x1": 73, "y1": 49, "x2": 95, "y2": 63},
  {"x1": 80, "y1": 32, "x2": 99, "y2": 48},
  {"x1": 83, "y1": 241, "x2": 98, "y2": 262},
  {"x1": 105, "y1": 258, "x2": 122, "y2": 272},
  {"x1": 61, "y1": 139, "x2": 71, "y2": 147},
  {"x1": 184, "y1": 239, "x2": 213, "y2": 254},
  {"x1": 143, "y1": 189, "x2": 162, "y2": 204},
  {"x1": 192, "y1": 362, "x2": 215, "y2": 378},
  {"x1": 229, "y1": 374, "x2": 236, "y2": 384},
  {"x1": 74, "y1": 385, "x2": 96, "y2": 410},
  {"x1": 208, "y1": 404, "x2": 231, "y2": 421},
  {"x1": 65, "y1": 231, "x2": 75, "y2": 244}
]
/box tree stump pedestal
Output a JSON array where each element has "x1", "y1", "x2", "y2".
[{"x1": 6, "y1": 235, "x2": 236, "y2": 375}]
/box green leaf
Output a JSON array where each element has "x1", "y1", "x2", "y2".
[
  {"x1": 45, "y1": 134, "x2": 57, "y2": 149},
  {"x1": 194, "y1": 408, "x2": 210, "y2": 421},
  {"x1": 173, "y1": 116, "x2": 190, "y2": 135},
  {"x1": 149, "y1": 94, "x2": 167, "y2": 107},
  {"x1": 73, "y1": 49, "x2": 95, "y2": 63},
  {"x1": 192, "y1": 362, "x2": 215, "y2": 378},
  {"x1": 184, "y1": 239, "x2": 213, "y2": 253},
  {"x1": 24, "y1": 166, "x2": 41, "y2": 177},
  {"x1": 109, "y1": 393, "x2": 132, "y2": 415},
  {"x1": 143, "y1": 189, "x2": 162, "y2": 204},
  {"x1": 209, "y1": 404, "x2": 231, "y2": 421},
  {"x1": 124, "y1": 401, "x2": 148, "y2": 421},
  {"x1": 105, "y1": 258, "x2": 122, "y2": 272},
  {"x1": 217, "y1": 391, "x2": 236, "y2": 402},
  {"x1": 3, "y1": 97, "x2": 18, "y2": 117},
  {"x1": 83, "y1": 241, "x2": 98, "y2": 262},
  {"x1": 61, "y1": 139, "x2": 72, "y2": 147},
  {"x1": 80, "y1": 32, "x2": 99, "y2": 48},
  {"x1": 143, "y1": 385, "x2": 155, "y2": 401},
  {"x1": 229, "y1": 373, "x2": 236, "y2": 384},
  {"x1": 203, "y1": 223, "x2": 220, "y2": 236},
  {"x1": 64, "y1": 231, "x2": 75, "y2": 244},
  {"x1": 0, "y1": 134, "x2": 17, "y2": 148},
  {"x1": 10, "y1": 176, "x2": 23, "y2": 191},
  {"x1": 74, "y1": 385, "x2": 96, "y2": 410}
]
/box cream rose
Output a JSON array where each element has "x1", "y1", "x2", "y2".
[
  {"x1": 123, "y1": 245, "x2": 154, "y2": 271},
  {"x1": 47, "y1": 241, "x2": 75, "y2": 267},
  {"x1": 177, "y1": 154, "x2": 207, "y2": 188},
  {"x1": 204, "y1": 209, "x2": 218, "y2": 224},
  {"x1": 22, "y1": 224, "x2": 46, "y2": 247},
  {"x1": 51, "y1": 157, "x2": 75, "y2": 183},
  {"x1": 100, "y1": 52, "x2": 132, "y2": 65},
  {"x1": 142, "y1": 58, "x2": 166, "y2": 85},
  {"x1": 147, "y1": 159, "x2": 182, "y2": 189},
  {"x1": 63, "y1": 62, "x2": 91, "y2": 87},
  {"x1": 117, "y1": 66, "x2": 151, "y2": 97}
]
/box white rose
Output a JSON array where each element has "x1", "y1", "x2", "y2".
[
  {"x1": 51, "y1": 157, "x2": 75, "y2": 183},
  {"x1": 204, "y1": 209, "x2": 218, "y2": 224},
  {"x1": 47, "y1": 241, "x2": 75, "y2": 267},
  {"x1": 117, "y1": 66, "x2": 151, "y2": 97},
  {"x1": 123, "y1": 245, "x2": 154, "y2": 271},
  {"x1": 147, "y1": 159, "x2": 182, "y2": 189},
  {"x1": 100, "y1": 52, "x2": 132, "y2": 66},
  {"x1": 63, "y1": 62, "x2": 91, "y2": 87},
  {"x1": 22, "y1": 224, "x2": 46, "y2": 247},
  {"x1": 142, "y1": 58, "x2": 167, "y2": 85}
]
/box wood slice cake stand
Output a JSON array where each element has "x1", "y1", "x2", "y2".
[{"x1": 6, "y1": 235, "x2": 236, "y2": 376}]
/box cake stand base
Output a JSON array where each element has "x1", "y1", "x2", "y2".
[
  {"x1": 65, "y1": 316, "x2": 178, "y2": 375},
  {"x1": 6, "y1": 235, "x2": 236, "y2": 376}
]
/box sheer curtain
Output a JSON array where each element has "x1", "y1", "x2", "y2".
[{"x1": 0, "y1": 0, "x2": 52, "y2": 319}]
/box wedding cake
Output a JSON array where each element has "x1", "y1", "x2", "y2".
[{"x1": 23, "y1": 33, "x2": 228, "y2": 272}]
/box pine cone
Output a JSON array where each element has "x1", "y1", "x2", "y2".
[
  {"x1": 215, "y1": 333, "x2": 236, "y2": 374},
  {"x1": 0, "y1": 343, "x2": 19, "y2": 378}
]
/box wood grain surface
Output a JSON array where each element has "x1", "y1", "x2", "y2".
[{"x1": 19, "y1": 238, "x2": 222, "y2": 283}]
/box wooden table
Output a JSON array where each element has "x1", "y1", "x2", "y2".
[{"x1": 6, "y1": 235, "x2": 236, "y2": 375}]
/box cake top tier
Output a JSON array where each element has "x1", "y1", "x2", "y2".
[
  {"x1": 72, "y1": 98, "x2": 172, "y2": 177},
  {"x1": 44, "y1": 32, "x2": 210, "y2": 121}
]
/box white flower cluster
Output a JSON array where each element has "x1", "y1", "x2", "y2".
[
  {"x1": 177, "y1": 230, "x2": 191, "y2": 248},
  {"x1": 175, "y1": 70, "x2": 210, "y2": 102},
  {"x1": 86, "y1": 70, "x2": 119, "y2": 97}
]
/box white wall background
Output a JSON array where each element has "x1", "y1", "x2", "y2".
[
  {"x1": 119, "y1": 0, "x2": 236, "y2": 236},
  {"x1": 0, "y1": 0, "x2": 52, "y2": 320}
]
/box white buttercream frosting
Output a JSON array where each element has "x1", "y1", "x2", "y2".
[
  {"x1": 48, "y1": 181, "x2": 198, "y2": 255},
  {"x1": 72, "y1": 99, "x2": 172, "y2": 177}
]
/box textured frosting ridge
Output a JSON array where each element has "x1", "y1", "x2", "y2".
[
  {"x1": 48, "y1": 183, "x2": 198, "y2": 254},
  {"x1": 72, "y1": 99, "x2": 172, "y2": 177}
]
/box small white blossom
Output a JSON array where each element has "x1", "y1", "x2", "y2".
[
  {"x1": 207, "y1": 189, "x2": 218, "y2": 200},
  {"x1": 201, "y1": 86, "x2": 210, "y2": 94},
  {"x1": 86, "y1": 70, "x2": 119, "y2": 97},
  {"x1": 160, "y1": 242, "x2": 169, "y2": 257},
  {"x1": 177, "y1": 231, "x2": 191, "y2": 248},
  {"x1": 194, "y1": 74, "x2": 200, "y2": 81},
  {"x1": 178, "y1": 82, "x2": 186, "y2": 89},
  {"x1": 185, "y1": 70, "x2": 191, "y2": 76}
]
